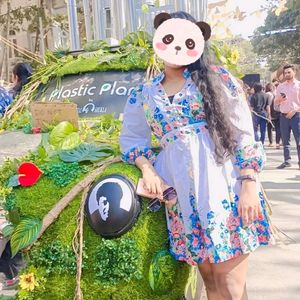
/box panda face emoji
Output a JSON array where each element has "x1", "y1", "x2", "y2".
[{"x1": 153, "y1": 13, "x2": 211, "y2": 66}]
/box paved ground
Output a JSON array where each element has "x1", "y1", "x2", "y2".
[
  {"x1": 0, "y1": 131, "x2": 41, "y2": 166},
  {"x1": 247, "y1": 143, "x2": 300, "y2": 300},
  {"x1": 0, "y1": 131, "x2": 299, "y2": 299}
]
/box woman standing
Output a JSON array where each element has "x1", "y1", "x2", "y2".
[
  {"x1": 120, "y1": 11, "x2": 272, "y2": 300},
  {"x1": 9, "y1": 63, "x2": 32, "y2": 99},
  {"x1": 266, "y1": 83, "x2": 281, "y2": 148}
]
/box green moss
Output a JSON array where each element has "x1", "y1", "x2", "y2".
[{"x1": 13, "y1": 162, "x2": 189, "y2": 300}]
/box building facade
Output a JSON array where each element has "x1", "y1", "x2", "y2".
[{"x1": 0, "y1": 0, "x2": 207, "y2": 81}]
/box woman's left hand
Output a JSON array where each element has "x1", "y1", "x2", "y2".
[{"x1": 238, "y1": 181, "x2": 262, "y2": 226}]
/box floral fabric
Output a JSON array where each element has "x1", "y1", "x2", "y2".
[
  {"x1": 0, "y1": 87, "x2": 12, "y2": 116},
  {"x1": 119, "y1": 66, "x2": 273, "y2": 265}
]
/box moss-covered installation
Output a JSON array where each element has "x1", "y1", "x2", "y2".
[{"x1": 9, "y1": 161, "x2": 189, "y2": 300}]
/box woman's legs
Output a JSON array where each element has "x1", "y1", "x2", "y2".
[
  {"x1": 212, "y1": 254, "x2": 249, "y2": 300},
  {"x1": 198, "y1": 259, "x2": 220, "y2": 300}
]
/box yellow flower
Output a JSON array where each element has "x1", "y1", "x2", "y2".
[
  {"x1": 231, "y1": 50, "x2": 240, "y2": 64},
  {"x1": 19, "y1": 273, "x2": 39, "y2": 291}
]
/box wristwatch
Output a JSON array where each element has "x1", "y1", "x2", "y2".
[{"x1": 236, "y1": 174, "x2": 256, "y2": 182}]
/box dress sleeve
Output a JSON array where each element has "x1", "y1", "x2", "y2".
[
  {"x1": 212, "y1": 66, "x2": 266, "y2": 172},
  {"x1": 119, "y1": 84, "x2": 156, "y2": 165}
]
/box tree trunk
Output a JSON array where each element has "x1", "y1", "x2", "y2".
[{"x1": 0, "y1": 0, "x2": 10, "y2": 82}]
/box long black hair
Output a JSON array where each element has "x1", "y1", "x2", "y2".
[
  {"x1": 11, "y1": 63, "x2": 32, "y2": 98},
  {"x1": 169, "y1": 11, "x2": 237, "y2": 163}
]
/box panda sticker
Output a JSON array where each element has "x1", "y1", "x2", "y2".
[
  {"x1": 153, "y1": 12, "x2": 211, "y2": 66},
  {"x1": 85, "y1": 174, "x2": 141, "y2": 238}
]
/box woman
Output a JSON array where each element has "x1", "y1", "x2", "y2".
[
  {"x1": 9, "y1": 62, "x2": 32, "y2": 99},
  {"x1": 265, "y1": 83, "x2": 281, "y2": 148},
  {"x1": 120, "y1": 11, "x2": 272, "y2": 300}
]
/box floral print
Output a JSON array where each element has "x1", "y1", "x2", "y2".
[
  {"x1": 121, "y1": 146, "x2": 156, "y2": 165},
  {"x1": 0, "y1": 87, "x2": 12, "y2": 116},
  {"x1": 235, "y1": 142, "x2": 266, "y2": 172},
  {"x1": 119, "y1": 66, "x2": 272, "y2": 265}
]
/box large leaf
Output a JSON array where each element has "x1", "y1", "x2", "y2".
[
  {"x1": 148, "y1": 250, "x2": 177, "y2": 295},
  {"x1": 1, "y1": 224, "x2": 14, "y2": 237},
  {"x1": 59, "y1": 143, "x2": 114, "y2": 162},
  {"x1": 7, "y1": 175, "x2": 20, "y2": 187},
  {"x1": 48, "y1": 121, "x2": 76, "y2": 148},
  {"x1": 10, "y1": 217, "x2": 42, "y2": 257},
  {"x1": 60, "y1": 132, "x2": 81, "y2": 150}
]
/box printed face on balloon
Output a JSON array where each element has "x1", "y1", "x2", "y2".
[{"x1": 153, "y1": 13, "x2": 211, "y2": 66}]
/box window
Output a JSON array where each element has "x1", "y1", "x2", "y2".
[
  {"x1": 8, "y1": 39, "x2": 18, "y2": 58},
  {"x1": 105, "y1": 8, "x2": 112, "y2": 38},
  {"x1": 52, "y1": 0, "x2": 65, "y2": 9}
]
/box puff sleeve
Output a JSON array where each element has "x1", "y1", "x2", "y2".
[
  {"x1": 119, "y1": 85, "x2": 156, "y2": 165},
  {"x1": 212, "y1": 66, "x2": 266, "y2": 172}
]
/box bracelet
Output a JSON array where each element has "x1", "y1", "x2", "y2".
[{"x1": 236, "y1": 175, "x2": 256, "y2": 182}]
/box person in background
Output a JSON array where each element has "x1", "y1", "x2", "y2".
[
  {"x1": 266, "y1": 83, "x2": 281, "y2": 148},
  {"x1": 250, "y1": 83, "x2": 271, "y2": 145},
  {"x1": 0, "y1": 87, "x2": 13, "y2": 117},
  {"x1": 246, "y1": 86, "x2": 255, "y2": 105},
  {"x1": 274, "y1": 64, "x2": 300, "y2": 169},
  {"x1": 9, "y1": 63, "x2": 32, "y2": 99},
  {"x1": 272, "y1": 78, "x2": 280, "y2": 89}
]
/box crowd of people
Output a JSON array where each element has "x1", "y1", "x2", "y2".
[{"x1": 245, "y1": 64, "x2": 300, "y2": 169}]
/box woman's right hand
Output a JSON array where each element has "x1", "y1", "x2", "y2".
[{"x1": 142, "y1": 168, "x2": 164, "y2": 199}]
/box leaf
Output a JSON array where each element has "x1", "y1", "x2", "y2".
[
  {"x1": 141, "y1": 4, "x2": 149, "y2": 13},
  {"x1": 49, "y1": 121, "x2": 76, "y2": 148},
  {"x1": 10, "y1": 217, "x2": 42, "y2": 257},
  {"x1": 7, "y1": 175, "x2": 20, "y2": 187},
  {"x1": 59, "y1": 143, "x2": 114, "y2": 162},
  {"x1": 2, "y1": 224, "x2": 14, "y2": 237},
  {"x1": 60, "y1": 132, "x2": 81, "y2": 150}
]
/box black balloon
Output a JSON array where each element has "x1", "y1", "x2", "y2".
[{"x1": 85, "y1": 174, "x2": 141, "y2": 238}]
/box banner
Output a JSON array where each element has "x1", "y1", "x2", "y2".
[{"x1": 41, "y1": 71, "x2": 145, "y2": 117}]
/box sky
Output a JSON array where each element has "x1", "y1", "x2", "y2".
[
  {"x1": 230, "y1": 0, "x2": 268, "y2": 38},
  {"x1": 208, "y1": 0, "x2": 269, "y2": 39}
]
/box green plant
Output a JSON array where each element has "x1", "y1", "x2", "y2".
[
  {"x1": 4, "y1": 193, "x2": 17, "y2": 211},
  {"x1": 149, "y1": 250, "x2": 178, "y2": 295},
  {"x1": 41, "y1": 162, "x2": 83, "y2": 187},
  {"x1": 59, "y1": 143, "x2": 114, "y2": 162},
  {"x1": 30, "y1": 240, "x2": 78, "y2": 274},
  {"x1": 10, "y1": 217, "x2": 42, "y2": 257},
  {"x1": 83, "y1": 40, "x2": 110, "y2": 52},
  {"x1": 18, "y1": 266, "x2": 47, "y2": 300},
  {"x1": 94, "y1": 238, "x2": 142, "y2": 285},
  {"x1": 48, "y1": 121, "x2": 79, "y2": 150}
]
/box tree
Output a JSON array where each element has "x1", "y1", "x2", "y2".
[{"x1": 251, "y1": 0, "x2": 300, "y2": 71}]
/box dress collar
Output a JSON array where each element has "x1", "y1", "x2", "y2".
[{"x1": 151, "y1": 68, "x2": 191, "y2": 85}]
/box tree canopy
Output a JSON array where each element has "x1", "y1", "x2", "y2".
[{"x1": 251, "y1": 0, "x2": 300, "y2": 71}]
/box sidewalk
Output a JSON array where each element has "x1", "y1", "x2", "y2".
[
  {"x1": 0, "y1": 132, "x2": 299, "y2": 299},
  {"x1": 247, "y1": 143, "x2": 300, "y2": 300}
]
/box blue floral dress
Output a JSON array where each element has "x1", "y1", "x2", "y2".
[
  {"x1": 119, "y1": 66, "x2": 273, "y2": 265},
  {"x1": 0, "y1": 87, "x2": 12, "y2": 117}
]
